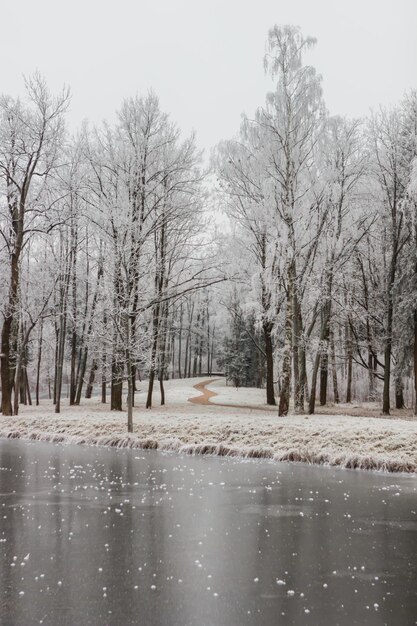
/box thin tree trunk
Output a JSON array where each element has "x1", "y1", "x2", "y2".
[
  {"x1": 101, "y1": 364, "x2": 107, "y2": 404},
  {"x1": 110, "y1": 360, "x2": 123, "y2": 411},
  {"x1": 101, "y1": 311, "x2": 107, "y2": 403},
  {"x1": 75, "y1": 347, "x2": 88, "y2": 405},
  {"x1": 308, "y1": 350, "x2": 321, "y2": 415},
  {"x1": 210, "y1": 326, "x2": 215, "y2": 375},
  {"x1": 346, "y1": 320, "x2": 353, "y2": 403},
  {"x1": 126, "y1": 349, "x2": 133, "y2": 433},
  {"x1": 159, "y1": 373, "x2": 165, "y2": 406},
  {"x1": 178, "y1": 301, "x2": 183, "y2": 378},
  {"x1": 292, "y1": 292, "x2": 301, "y2": 411},
  {"x1": 414, "y1": 310, "x2": 417, "y2": 416},
  {"x1": 263, "y1": 321, "x2": 276, "y2": 405},
  {"x1": 319, "y1": 344, "x2": 329, "y2": 405},
  {"x1": 330, "y1": 326, "x2": 339, "y2": 404},
  {"x1": 146, "y1": 308, "x2": 160, "y2": 409},
  {"x1": 25, "y1": 368, "x2": 32, "y2": 406},
  {"x1": 310, "y1": 299, "x2": 332, "y2": 414},
  {"x1": 36, "y1": 321, "x2": 43, "y2": 406},
  {"x1": 395, "y1": 376, "x2": 405, "y2": 409},
  {"x1": 55, "y1": 312, "x2": 67, "y2": 414},
  {"x1": 55, "y1": 247, "x2": 72, "y2": 414},
  {"x1": 85, "y1": 360, "x2": 98, "y2": 399},
  {"x1": 279, "y1": 274, "x2": 293, "y2": 416}
]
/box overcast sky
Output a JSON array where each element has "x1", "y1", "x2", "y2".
[{"x1": 2, "y1": 0, "x2": 416, "y2": 152}]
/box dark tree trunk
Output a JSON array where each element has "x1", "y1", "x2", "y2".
[
  {"x1": 279, "y1": 277, "x2": 293, "y2": 417},
  {"x1": 414, "y1": 310, "x2": 417, "y2": 416},
  {"x1": 126, "y1": 349, "x2": 133, "y2": 433},
  {"x1": 55, "y1": 262, "x2": 71, "y2": 414},
  {"x1": 292, "y1": 291, "x2": 302, "y2": 412},
  {"x1": 85, "y1": 360, "x2": 98, "y2": 399},
  {"x1": 146, "y1": 370, "x2": 156, "y2": 409},
  {"x1": 395, "y1": 377, "x2": 405, "y2": 409},
  {"x1": 159, "y1": 374, "x2": 165, "y2": 406},
  {"x1": 36, "y1": 322, "x2": 43, "y2": 406},
  {"x1": 69, "y1": 331, "x2": 77, "y2": 405},
  {"x1": 25, "y1": 368, "x2": 32, "y2": 405},
  {"x1": 1, "y1": 205, "x2": 23, "y2": 416},
  {"x1": 309, "y1": 350, "x2": 320, "y2": 415},
  {"x1": 146, "y1": 313, "x2": 159, "y2": 409},
  {"x1": 310, "y1": 298, "x2": 332, "y2": 415},
  {"x1": 330, "y1": 326, "x2": 339, "y2": 404},
  {"x1": 263, "y1": 321, "x2": 276, "y2": 406},
  {"x1": 101, "y1": 367, "x2": 107, "y2": 404},
  {"x1": 55, "y1": 313, "x2": 67, "y2": 415},
  {"x1": 178, "y1": 302, "x2": 183, "y2": 378},
  {"x1": 110, "y1": 361, "x2": 123, "y2": 411},
  {"x1": 319, "y1": 297, "x2": 331, "y2": 406},
  {"x1": 346, "y1": 321, "x2": 353, "y2": 403},
  {"x1": 1, "y1": 312, "x2": 15, "y2": 415},
  {"x1": 319, "y1": 350, "x2": 329, "y2": 406},
  {"x1": 75, "y1": 347, "x2": 88, "y2": 405}
]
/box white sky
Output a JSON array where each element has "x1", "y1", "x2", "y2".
[{"x1": 1, "y1": 0, "x2": 416, "y2": 152}]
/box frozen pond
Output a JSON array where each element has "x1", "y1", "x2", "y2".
[{"x1": 0, "y1": 440, "x2": 416, "y2": 625}]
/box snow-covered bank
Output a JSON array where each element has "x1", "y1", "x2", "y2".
[{"x1": 1, "y1": 381, "x2": 417, "y2": 473}]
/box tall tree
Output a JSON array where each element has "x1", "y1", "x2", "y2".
[{"x1": 0, "y1": 74, "x2": 69, "y2": 415}]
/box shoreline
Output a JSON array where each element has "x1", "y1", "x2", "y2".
[
  {"x1": 1, "y1": 378, "x2": 416, "y2": 475},
  {"x1": 1, "y1": 410, "x2": 416, "y2": 474}
]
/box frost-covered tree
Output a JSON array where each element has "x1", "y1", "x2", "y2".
[{"x1": 0, "y1": 74, "x2": 69, "y2": 415}]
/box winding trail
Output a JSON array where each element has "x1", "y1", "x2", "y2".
[
  {"x1": 188, "y1": 379, "x2": 221, "y2": 405},
  {"x1": 188, "y1": 378, "x2": 276, "y2": 412}
]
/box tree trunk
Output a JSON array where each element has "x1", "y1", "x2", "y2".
[
  {"x1": 126, "y1": 355, "x2": 133, "y2": 433},
  {"x1": 110, "y1": 360, "x2": 123, "y2": 411},
  {"x1": 414, "y1": 310, "x2": 417, "y2": 416},
  {"x1": 85, "y1": 360, "x2": 97, "y2": 399},
  {"x1": 55, "y1": 311, "x2": 67, "y2": 415},
  {"x1": 263, "y1": 321, "x2": 276, "y2": 405},
  {"x1": 69, "y1": 332, "x2": 77, "y2": 406},
  {"x1": 319, "y1": 289, "x2": 331, "y2": 406},
  {"x1": 1, "y1": 310, "x2": 14, "y2": 416},
  {"x1": 178, "y1": 302, "x2": 183, "y2": 378},
  {"x1": 292, "y1": 290, "x2": 302, "y2": 412},
  {"x1": 35, "y1": 322, "x2": 43, "y2": 406},
  {"x1": 308, "y1": 350, "x2": 321, "y2": 415},
  {"x1": 25, "y1": 368, "x2": 32, "y2": 406},
  {"x1": 346, "y1": 320, "x2": 353, "y2": 403},
  {"x1": 159, "y1": 374, "x2": 165, "y2": 406},
  {"x1": 330, "y1": 326, "x2": 339, "y2": 404},
  {"x1": 146, "y1": 370, "x2": 156, "y2": 409},
  {"x1": 13, "y1": 353, "x2": 23, "y2": 416},
  {"x1": 395, "y1": 376, "x2": 405, "y2": 409},
  {"x1": 279, "y1": 276, "x2": 293, "y2": 417},
  {"x1": 75, "y1": 347, "x2": 88, "y2": 405},
  {"x1": 101, "y1": 365, "x2": 107, "y2": 404},
  {"x1": 309, "y1": 298, "x2": 331, "y2": 415},
  {"x1": 146, "y1": 310, "x2": 159, "y2": 409}
]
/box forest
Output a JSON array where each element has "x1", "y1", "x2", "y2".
[{"x1": 1, "y1": 25, "x2": 417, "y2": 427}]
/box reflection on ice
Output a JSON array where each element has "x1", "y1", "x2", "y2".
[{"x1": 0, "y1": 439, "x2": 416, "y2": 626}]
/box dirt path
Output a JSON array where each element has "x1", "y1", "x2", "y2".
[
  {"x1": 188, "y1": 379, "x2": 416, "y2": 420},
  {"x1": 188, "y1": 379, "x2": 221, "y2": 405},
  {"x1": 188, "y1": 379, "x2": 276, "y2": 412}
]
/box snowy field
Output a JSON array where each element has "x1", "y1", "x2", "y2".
[
  {"x1": 207, "y1": 378, "x2": 273, "y2": 409},
  {"x1": 1, "y1": 377, "x2": 417, "y2": 474}
]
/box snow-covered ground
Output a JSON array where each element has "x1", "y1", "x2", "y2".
[
  {"x1": 208, "y1": 378, "x2": 273, "y2": 408},
  {"x1": 1, "y1": 377, "x2": 417, "y2": 473}
]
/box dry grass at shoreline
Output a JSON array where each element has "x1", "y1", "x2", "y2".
[{"x1": 1, "y1": 394, "x2": 416, "y2": 474}]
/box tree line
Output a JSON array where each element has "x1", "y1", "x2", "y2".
[
  {"x1": 215, "y1": 25, "x2": 417, "y2": 416},
  {"x1": 1, "y1": 25, "x2": 416, "y2": 425},
  {"x1": 0, "y1": 76, "x2": 223, "y2": 428}
]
